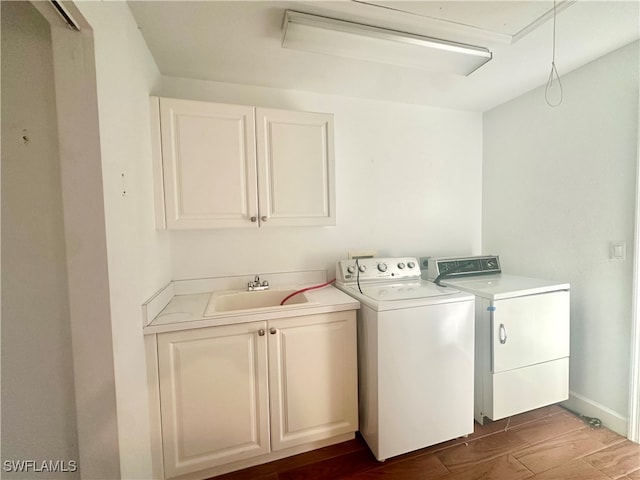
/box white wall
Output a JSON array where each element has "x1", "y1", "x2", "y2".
[
  {"x1": 72, "y1": 3, "x2": 171, "y2": 478},
  {"x1": 159, "y1": 77, "x2": 483, "y2": 280},
  {"x1": 1, "y1": 3, "x2": 79, "y2": 476},
  {"x1": 483, "y1": 41, "x2": 639, "y2": 434}
]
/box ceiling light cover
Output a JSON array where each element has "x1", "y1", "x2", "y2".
[{"x1": 282, "y1": 10, "x2": 492, "y2": 76}]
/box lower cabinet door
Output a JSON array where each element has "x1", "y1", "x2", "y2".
[
  {"x1": 157, "y1": 322, "x2": 269, "y2": 478},
  {"x1": 267, "y1": 312, "x2": 358, "y2": 451}
]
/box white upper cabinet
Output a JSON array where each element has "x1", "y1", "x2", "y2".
[
  {"x1": 256, "y1": 108, "x2": 335, "y2": 227},
  {"x1": 151, "y1": 97, "x2": 335, "y2": 229}
]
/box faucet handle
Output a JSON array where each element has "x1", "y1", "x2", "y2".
[{"x1": 262, "y1": 280, "x2": 269, "y2": 287}]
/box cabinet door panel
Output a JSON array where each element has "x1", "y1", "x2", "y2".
[
  {"x1": 256, "y1": 108, "x2": 335, "y2": 226},
  {"x1": 158, "y1": 323, "x2": 269, "y2": 477},
  {"x1": 492, "y1": 291, "x2": 569, "y2": 373},
  {"x1": 160, "y1": 98, "x2": 257, "y2": 228},
  {"x1": 268, "y1": 312, "x2": 357, "y2": 450}
]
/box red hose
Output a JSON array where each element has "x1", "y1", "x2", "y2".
[{"x1": 280, "y1": 279, "x2": 336, "y2": 305}]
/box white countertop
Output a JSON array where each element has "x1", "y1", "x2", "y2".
[{"x1": 143, "y1": 280, "x2": 360, "y2": 335}]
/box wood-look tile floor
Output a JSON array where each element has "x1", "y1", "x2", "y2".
[{"x1": 213, "y1": 406, "x2": 640, "y2": 480}]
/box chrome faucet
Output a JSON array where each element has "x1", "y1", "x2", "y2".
[{"x1": 248, "y1": 275, "x2": 269, "y2": 291}]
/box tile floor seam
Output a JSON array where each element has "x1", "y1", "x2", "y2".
[
  {"x1": 584, "y1": 447, "x2": 640, "y2": 480},
  {"x1": 571, "y1": 433, "x2": 629, "y2": 464},
  {"x1": 512, "y1": 425, "x2": 636, "y2": 477},
  {"x1": 444, "y1": 452, "x2": 536, "y2": 480},
  {"x1": 514, "y1": 442, "x2": 612, "y2": 477},
  {"x1": 512, "y1": 453, "x2": 536, "y2": 479},
  {"x1": 508, "y1": 421, "x2": 588, "y2": 449},
  {"x1": 514, "y1": 425, "x2": 612, "y2": 455},
  {"x1": 435, "y1": 440, "x2": 534, "y2": 474},
  {"x1": 351, "y1": 451, "x2": 452, "y2": 479},
  {"x1": 432, "y1": 407, "x2": 568, "y2": 453},
  {"x1": 428, "y1": 417, "x2": 541, "y2": 454}
]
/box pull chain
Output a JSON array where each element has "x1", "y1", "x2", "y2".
[{"x1": 545, "y1": 0, "x2": 563, "y2": 107}]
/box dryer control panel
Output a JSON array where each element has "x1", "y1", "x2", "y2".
[
  {"x1": 426, "y1": 255, "x2": 501, "y2": 281},
  {"x1": 336, "y1": 257, "x2": 421, "y2": 284}
]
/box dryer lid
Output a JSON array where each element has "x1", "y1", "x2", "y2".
[{"x1": 442, "y1": 274, "x2": 570, "y2": 300}]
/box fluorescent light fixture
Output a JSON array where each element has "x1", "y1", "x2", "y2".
[{"x1": 282, "y1": 10, "x2": 492, "y2": 76}]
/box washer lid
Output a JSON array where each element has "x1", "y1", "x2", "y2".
[{"x1": 360, "y1": 281, "x2": 460, "y2": 301}]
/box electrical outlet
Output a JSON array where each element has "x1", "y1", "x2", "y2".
[{"x1": 419, "y1": 256, "x2": 431, "y2": 270}]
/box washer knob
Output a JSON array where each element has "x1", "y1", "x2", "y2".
[
  {"x1": 358, "y1": 264, "x2": 367, "y2": 273},
  {"x1": 397, "y1": 262, "x2": 405, "y2": 269},
  {"x1": 407, "y1": 261, "x2": 416, "y2": 269},
  {"x1": 347, "y1": 266, "x2": 356, "y2": 274},
  {"x1": 378, "y1": 263, "x2": 388, "y2": 272}
]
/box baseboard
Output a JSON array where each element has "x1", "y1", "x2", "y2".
[{"x1": 562, "y1": 391, "x2": 628, "y2": 437}]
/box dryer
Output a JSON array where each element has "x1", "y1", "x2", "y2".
[
  {"x1": 335, "y1": 257, "x2": 475, "y2": 461},
  {"x1": 426, "y1": 255, "x2": 570, "y2": 424}
]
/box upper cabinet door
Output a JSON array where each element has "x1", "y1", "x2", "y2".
[
  {"x1": 159, "y1": 98, "x2": 258, "y2": 229},
  {"x1": 256, "y1": 108, "x2": 335, "y2": 227}
]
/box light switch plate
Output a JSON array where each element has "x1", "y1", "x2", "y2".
[{"x1": 610, "y1": 241, "x2": 626, "y2": 260}]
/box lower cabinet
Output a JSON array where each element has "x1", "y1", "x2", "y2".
[{"x1": 154, "y1": 311, "x2": 358, "y2": 479}]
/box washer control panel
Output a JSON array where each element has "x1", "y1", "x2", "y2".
[{"x1": 336, "y1": 257, "x2": 421, "y2": 284}]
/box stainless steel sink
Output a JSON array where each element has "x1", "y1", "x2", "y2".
[{"x1": 204, "y1": 289, "x2": 308, "y2": 316}]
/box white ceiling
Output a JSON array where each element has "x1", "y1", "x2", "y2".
[{"x1": 127, "y1": 0, "x2": 639, "y2": 111}]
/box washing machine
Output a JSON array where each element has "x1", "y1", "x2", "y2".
[
  {"x1": 425, "y1": 255, "x2": 570, "y2": 424},
  {"x1": 335, "y1": 257, "x2": 475, "y2": 461}
]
